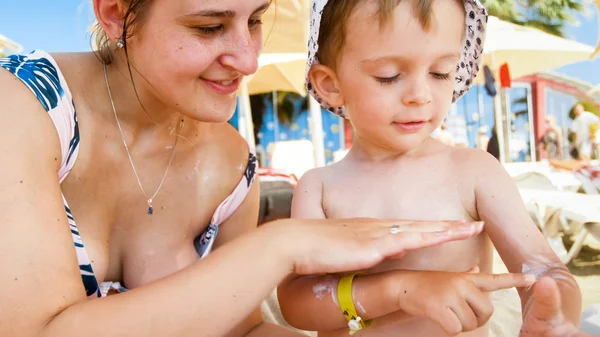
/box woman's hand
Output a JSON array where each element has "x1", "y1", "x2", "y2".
[{"x1": 269, "y1": 218, "x2": 484, "y2": 275}]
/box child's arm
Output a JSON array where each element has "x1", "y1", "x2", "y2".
[
  {"x1": 278, "y1": 169, "x2": 533, "y2": 334},
  {"x1": 278, "y1": 268, "x2": 533, "y2": 333},
  {"x1": 472, "y1": 151, "x2": 582, "y2": 327}
]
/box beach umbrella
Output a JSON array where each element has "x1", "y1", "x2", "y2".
[{"x1": 0, "y1": 34, "x2": 23, "y2": 55}]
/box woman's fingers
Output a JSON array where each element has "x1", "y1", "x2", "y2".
[
  {"x1": 382, "y1": 219, "x2": 473, "y2": 233},
  {"x1": 375, "y1": 221, "x2": 484, "y2": 257},
  {"x1": 290, "y1": 218, "x2": 484, "y2": 276}
]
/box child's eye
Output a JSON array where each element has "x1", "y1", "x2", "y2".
[
  {"x1": 375, "y1": 75, "x2": 400, "y2": 85},
  {"x1": 196, "y1": 25, "x2": 224, "y2": 35},
  {"x1": 431, "y1": 72, "x2": 451, "y2": 80}
]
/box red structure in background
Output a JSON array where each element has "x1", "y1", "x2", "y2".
[
  {"x1": 344, "y1": 119, "x2": 353, "y2": 149},
  {"x1": 518, "y1": 73, "x2": 600, "y2": 159},
  {"x1": 499, "y1": 63, "x2": 512, "y2": 88}
]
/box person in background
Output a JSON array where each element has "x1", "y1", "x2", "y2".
[
  {"x1": 434, "y1": 122, "x2": 455, "y2": 146},
  {"x1": 571, "y1": 103, "x2": 599, "y2": 160},
  {"x1": 476, "y1": 126, "x2": 490, "y2": 152},
  {"x1": 486, "y1": 126, "x2": 501, "y2": 160},
  {"x1": 539, "y1": 115, "x2": 563, "y2": 160}
]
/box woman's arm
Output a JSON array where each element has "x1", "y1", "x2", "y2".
[
  {"x1": 0, "y1": 68, "x2": 88, "y2": 337},
  {"x1": 41, "y1": 223, "x2": 300, "y2": 337},
  {"x1": 214, "y1": 160, "x2": 268, "y2": 337},
  {"x1": 214, "y1": 173, "x2": 309, "y2": 337}
]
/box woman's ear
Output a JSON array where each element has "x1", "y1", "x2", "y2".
[
  {"x1": 93, "y1": 0, "x2": 127, "y2": 43},
  {"x1": 308, "y1": 64, "x2": 344, "y2": 108}
]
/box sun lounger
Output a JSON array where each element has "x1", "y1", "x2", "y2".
[
  {"x1": 505, "y1": 162, "x2": 582, "y2": 192},
  {"x1": 519, "y1": 188, "x2": 600, "y2": 264},
  {"x1": 581, "y1": 304, "x2": 600, "y2": 335}
]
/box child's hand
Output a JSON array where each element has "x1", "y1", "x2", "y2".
[
  {"x1": 393, "y1": 269, "x2": 536, "y2": 335},
  {"x1": 520, "y1": 277, "x2": 593, "y2": 337}
]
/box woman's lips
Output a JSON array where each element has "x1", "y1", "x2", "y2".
[{"x1": 201, "y1": 77, "x2": 241, "y2": 95}]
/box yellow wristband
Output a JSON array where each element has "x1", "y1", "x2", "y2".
[{"x1": 337, "y1": 272, "x2": 373, "y2": 334}]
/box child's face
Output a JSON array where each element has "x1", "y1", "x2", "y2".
[{"x1": 335, "y1": 0, "x2": 465, "y2": 153}]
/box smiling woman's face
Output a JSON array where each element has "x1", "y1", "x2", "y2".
[{"x1": 102, "y1": 0, "x2": 271, "y2": 122}]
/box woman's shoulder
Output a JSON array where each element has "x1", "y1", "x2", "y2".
[
  {"x1": 0, "y1": 51, "x2": 90, "y2": 180},
  {"x1": 202, "y1": 123, "x2": 255, "y2": 184},
  {"x1": 0, "y1": 52, "x2": 63, "y2": 173},
  {"x1": 0, "y1": 51, "x2": 92, "y2": 112},
  {"x1": 0, "y1": 50, "x2": 68, "y2": 111},
  {"x1": 215, "y1": 121, "x2": 252, "y2": 155}
]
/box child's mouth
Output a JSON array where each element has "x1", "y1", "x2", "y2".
[{"x1": 393, "y1": 121, "x2": 427, "y2": 133}]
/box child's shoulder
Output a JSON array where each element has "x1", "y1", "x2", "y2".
[
  {"x1": 296, "y1": 166, "x2": 328, "y2": 190},
  {"x1": 446, "y1": 146, "x2": 507, "y2": 182},
  {"x1": 450, "y1": 146, "x2": 499, "y2": 164},
  {"x1": 295, "y1": 160, "x2": 348, "y2": 194}
]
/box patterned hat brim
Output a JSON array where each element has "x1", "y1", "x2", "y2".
[{"x1": 305, "y1": 0, "x2": 488, "y2": 118}]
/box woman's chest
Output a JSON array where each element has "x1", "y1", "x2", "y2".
[{"x1": 59, "y1": 143, "x2": 236, "y2": 289}]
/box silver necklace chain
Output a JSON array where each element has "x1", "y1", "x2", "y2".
[{"x1": 103, "y1": 64, "x2": 183, "y2": 215}]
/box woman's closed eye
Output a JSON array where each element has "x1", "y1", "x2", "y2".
[
  {"x1": 248, "y1": 17, "x2": 263, "y2": 30},
  {"x1": 196, "y1": 25, "x2": 224, "y2": 35},
  {"x1": 195, "y1": 18, "x2": 262, "y2": 36}
]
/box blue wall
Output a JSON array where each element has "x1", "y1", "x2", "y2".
[{"x1": 230, "y1": 93, "x2": 345, "y2": 166}]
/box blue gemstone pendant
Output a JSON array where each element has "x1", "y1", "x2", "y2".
[{"x1": 147, "y1": 199, "x2": 154, "y2": 215}]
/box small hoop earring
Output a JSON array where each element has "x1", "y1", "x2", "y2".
[{"x1": 116, "y1": 38, "x2": 124, "y2": 49}]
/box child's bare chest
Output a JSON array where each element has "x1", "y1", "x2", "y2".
[
  {"x1": 321, "y1": 169, "x2": 493, "y2": 274},
  {"x1": 322, "y1": 166, "x2": 476, "y2": 221}
]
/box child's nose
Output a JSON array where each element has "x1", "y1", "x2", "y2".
[{"x1": 401, "y1": 80, "x2": 432, "y2": 107}]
